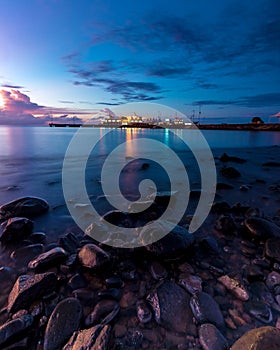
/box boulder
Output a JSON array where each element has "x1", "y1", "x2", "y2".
[
  {"x1": 0, "y1": 315, "x2": 33, "y2": 348},
  {"x1": 0, "y1": 196, "x2": 49, "y2": 219},
  {"x1": 78, "y1": 244, "x2": 111, "y2": 270},
  {"x1": 28, "y1": 247, "x2": 68, "y2": 271},
  {"x1": 0, "y1": 217, "x2": 33, "y2": 244}
]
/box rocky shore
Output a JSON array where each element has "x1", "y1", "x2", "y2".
[{"x1": 0, "y1": 146, "x2": 280, "y2": 349}]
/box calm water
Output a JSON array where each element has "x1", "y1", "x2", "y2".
[{"x1": 0, "y1": 126, "x2": 279, "y2": 239}]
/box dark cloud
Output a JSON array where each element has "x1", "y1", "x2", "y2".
[
  {"x1": 97, "y1": 102, "x2": 122, "y2": 106},
  {"x1": 193, "y1": 92, "x2": 280, "y2": 108},
  {"x1": 59, "y1": 100, "x2": 75, "y2": 104},
  {"x1": 1, "y1": 83, "x2": 25, "y2": 89}
]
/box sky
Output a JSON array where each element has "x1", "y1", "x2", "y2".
[{"x1": 0, "y1": 0, "x2": 279, "y2": 124}]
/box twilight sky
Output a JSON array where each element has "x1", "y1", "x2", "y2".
[{"x1": 0, "y1": 0, "x2": 279, "y2": 124}]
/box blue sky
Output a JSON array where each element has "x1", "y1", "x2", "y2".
[{"x1": 0, "y1": 0, "x2": 279, "y2": 124}]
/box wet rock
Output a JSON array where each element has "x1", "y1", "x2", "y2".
[
  {"x1": 190, "y1": 291, "x2": 225, "y2": 328},
  {"x1": 68, "y1": 273, "x2": 88, "y2": 290},
  {"x1": 140, "y1": 221, "x2": 194, "y2": 260},
  {"x1": 44, "y1": 297, "x2": 82, "y2": 350},
  {"x1": 198, "y1": 323, "x2": 228, "y2": 350},
  {"x1": 0, "y1": 266, "x2": 15, "y2": 285},
  {"x1": 98, "y1": 288, "x2": 122, "y2": 301},
  {"x1": 29, "y1": 231, "x2": 46, "y2": 244},
  {"x1": 178, "y1": 274, "x2": 202, "y2": 295},
  {"x1": 211, "y1": 201, "x2": 231, "y2": 214},
  {"x1": 0, "y1": 314, "x2": 33, "y2": 348},
  {"x1": 10, "y1": 244, "x2": 44, "y2": 266},
  {"x1": 220, "y1": 166, "x2": 241, "y2": 178},
  {"x1": 244, "y1": 265, "x2": 264, "y2": 283},
  {"x1": 147, "y1": 190, "x2": 178, "y2": 206},
  {"x1": 119, "y1": 260, "x2": 137, "y2": 280},
  {"x1": 58, "y1": 232, "x2": 80, "y2": 254},
  {"x1": 217, "y1": 275, "x2": 249, "y2": 301},
  {"x1": 219, "y1": 153, "x2": 246, "y2": 163},
  {"x1": 72, "y1": 288, "x2": 95, "y2": 306},
  {"x1": 85, "y1": 299, "x2": 120, "y2": 327},
  {"x1": 240, "y1": 184, "x2": 250, "y2": 191},
  {"x1": 146, "y1": 281, "x2": 193, "y2": 333},
  {"x1": 101, "y1": 210, "x2": 131, "y2": 226},
  {"x1": 63, "y1": 324, "x2": 111, "y2": 350},
  {"x1": 244, "y1": 217, "x2": 280, "y2": 240},
  {"x1": 265, "y1": 237, "x2": 280, "y2": 262},
  {"x1": 199, "y1": 237, "x2": 220, "y2": 254},
  {"x1": 149, "y1": 261, "x2": 168, "y2": 280},
  {"x1": 8, "y1": 272, "x2": 57, "y2": 314},
  {"x1": 262, "y1": 161, "x2": 280, "y2": 167},
  {"x1": 245, "y1": 300, "x2": 273, "y2": 323},
  {"x1": 231, "y1": 326, "x2": 280, "y2": 350},
  {"x1": 215, "y1": 215, "x2": 237, "y2": 233},
  {"x1": 78, "y1": 244, "x2": 111, "y2": 270},
  {"x1": 0, "y1": 217, "x2": 33, "y2": 244},
  {"x1": 245, "y1": 207, "x2": 264, "y2": 218},
  {"x1": 266, "y1": 271, "x2": 280, "y2": 291},
  {"x1": 28, "y1": 247, "x2": 68, "y2": 271},
  {"x1": 136, "y1": 300, "x2": 152, "y2": 324},
  {"x1": 0, "y1": 196, "x2": 49, "y2": 219}
]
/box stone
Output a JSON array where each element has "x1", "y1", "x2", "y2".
[
  {"x1": 10, "y1": 244, "x2": 44, "y2": 266},
  {"x1": 231, "y1": 326, "x2": 280, "y2": 350},
  {"x1": 58, "y1": 232, "x2": 80, "y2": 254},
  {"x1": 262, "y1": 161, "x2": 280, "y2": 167},
  {"x1": 198, "y1": 323, "x2": 228, "y2": 350},
  {"x1": 190, "y1": 292, "x2": 225, "y2": 328},
  {"x1": 63, "y1": 324, "x2": 111, "y2": 350},
  {"x1": 78, "y1": 244, "x2": 110, "y2": 270},
  {"x1": 218, "y1": 275, "x2": 249, "y2": 301},
  {"x1": 44, "y1": 297, "x2": 82, "y2": 350},
  {"x1": 0, "y1": 196, "x2": 49, "y2": 219},
  {"x1": 178, "y1": 274, "x2": 202, "y2": 295},
  {"x1": 215, "y1": 215, "x2": 236, "y2": 233},
  {"x1": 0, "y1": 315, "x2": 33, "y2": 347},
  {"x1": 149, "y1": 261, "x2": 168, "y2": 280},
  {"x1": 0, "y1": 217, "x2": 33, "y2": 244},
  {"x1": 265, "y1": 237, "x2": 280, "y2": 262},
  {"x1": 140, "y1": 221, "x2": 194, "y2": 260},
  {"x1": 266, "y1": 271, "x2": 280, "y2": 291},
  {"x1": 136, "y1": 300, "x2": 152, "y2": 324},
  {"x1": 219, "y1": 153, "x2": 246, "y2": 163},
  {"x1": 146, "y1": 281, "x2": 193, "y2": 333},
  {"x1": 28, "y1": 247, "x2": 68, "y2": 270},
  {"x1": 8, "y1": 272, "x2": 57, "y2": 314},
  {"x1": 244, "y1": 217, "x2": 280, "y2": 240},
  {"x1": 220, "y1": 166, "x2": 241, "y2": 178},
  {"x1": 85, "y1": 299, "x2": 120, "y2": 327},
  {"x1": 245, "y1": 300, "x2": 272, "y2": 323}
]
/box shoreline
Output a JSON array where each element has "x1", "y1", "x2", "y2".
[{"x1": 0, "y1": 146, "x2": 280, "y2": 349}]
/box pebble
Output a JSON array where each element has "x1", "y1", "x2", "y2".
[
  {"x1": 0, "y1": 196, "x2": 49, "y2": 219},
  {"x1": 28, "y1": 246, "x2": 68, "y2": 271},
  {"x1": 136, "y1": 300, "x2": 152, "y2": 324},
  {"x1": 178, "y1": 274, "x2": 203, "y2": 295},
  {"x1": 43, "y1": 297, "x2": 82, "y2": 350},
  {"x1": 85, "y1": 299, "x2": 120, "y2": 327},
  {"x1": 265, "y1": 237, "x2": 280, "y2": 262},
  {"x1": 0, "y1": 217, "x2": 33, "y2": 244},
  {"x1": 78, "y1": 243, "x2": 111, "y2": 270},
  {"x1": 198, "y1": 323, "x2": 228, "y2": 350},
  {"x1": 0, "y1": 314, "x2": 33, "y2": 347},
  {"x1": 266, "y1": 271, "x2": 280, "y2": 291},
  {"x1": 218, "y1": 275, "x2": 249, "y2": 301}
]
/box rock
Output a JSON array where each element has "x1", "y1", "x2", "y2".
[
  {"x1": 68, "y1": 273, "x2": 88, "y2": 290},
  {"x1": 266, "y1": 271, "x2": 280, "y2": 291},
  {"x1": 43, "y1": 297, "x2": 82, "y2": 350},
  {"x1": 0, "y1": 197, "x2": 49, "y2": 219},
  {"x1": 85, "y1": 299, "x2": 120, "y2": 327},
  {"x1": 178, "y1": 274, "x2": 202, "y2": 295},
  {"x1": 262, "y1": 161, "x2": 280, "y2": 167},
  {"x1": 7, "y1": 272, "x2": 57, "y2": 314},
  {"x1": 147, "y1": 190, "x2": 178, "y2": 206},
  {"x1": 0, "y1": 315, "x2": 33, "y2": 347},
  {"x1": 58, "y1": 232, "x2": 80, "y2": 254},
  {"x1": 136, "y1": 300, "x2": 152, "y2": 324},
  {"x1": 215, "y1": 215, "x2": 236, "y2": 233},
  {"x1": 28, "y1": 247, "x2": 68, "y2": 271},
  {"x1": 63, "y1": 324, "x2": 111, "y2": 350},
  {"x1": 245, "y1": 300, "x2": 273, "y2": 323},
  {"x1": 10, "y1": 244, "x2": 44, "y2": 265},
  {"x1": 140, "y1": 221, "x2": 194, "y2": 260},
  {"x1": 0, "y1": 217, "x2": 33, "y2": 244},
  {"x1": 78, "y1": 244, "x2": 110, "y2": 270},
  {"x1": 199, "y1": 237, "x2": 220, "y2": 254},
  {"x1": 210, "y1": 201, "x2": 231, "y2": 214},
  {"x1": 149, "y1": 261, "x2": 168, "y2": 280},
  {"x1": 231, "y1": 326, "x2": 280, "y2": 350},
  {"x1": 29, "y1": 231, "x2": 47, "y2": 244},
  {"x1": 198, "y1": 323, "x2": 228, "y2": 350},
  {"x1": 219, "y1": 153, "x2": 246, "y2": 163},
  {"x1": 98, "y1": 288, "x2": 122, "y2": 300},
  {"x1": 240, "y1": 184, "x2": 250, "y2": 191},
  {"x1": 146, "y1": 281, "x2": 193, "y2": 333},
  {"x1": 218, "y1": 275, "x2": 249, "y2": 301},
  {"x1": 244, "y1": 217, "x2": 280, "y2": 240},
  {"x1": 220, "y1": 166, "x2": 241, "y2": 178},
  {"x1": 118, "y1": 260, "x2": 137, "y2": 280},
  {"x1": 190, "y1": 292, "x2": 225, "y2": 328},
  {"x1": 105, "y1": 276, "x2": 124, "y2": 289},
  {"x1": 265, "y1": 237, "x2": 280, "y2": 262}
]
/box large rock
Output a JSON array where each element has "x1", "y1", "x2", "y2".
[
  {"x1": 0, "y1": 217, "x2": 33, "y2": 244},
  {"x1": 244, "y1": 217, "x2": 280, "y2": 240},
  {"x1": 28, "y1": 247, "x2": 68, "y2": 271},
  {"x1": 146, "y1": 281, "x2": 193, "y2": 333},
  {"x1": 231, "y1": 326, "x2": 280, "y2": 350},
  {"x1": 78, "y1": 244, "x2": 110, "y2": 270},
  {"x1": 8, "y1": 272, "x2": 57, "y2": 314},
  {"x1": 140, "y1": 221, "x2": 194, "y2": 260},
  {"x1": 44, "y1": 297, "x2": 82, "y2": 350},
  {"x1": 218, "y1": 275, "x2": 249, "y2": 301},
  {"x1": 265, "y1": 237, "x2": 280, "y2": 262},
  {"x1": 63, "y1": 324, "x2": 111, "y2": 350},
  {"x1": 190, "y1": 292, "x2": 225, "y2": 328},
  {"x1": 0, "y1": 196, "x2": 49, "y2": 219},
  {"x1": 220, "y1": 166, "x2": 241, "y2": 178},
  {"x1": 0, "y1": 315, "x2": 33, "y2": 347},
  {"x1": 11, "y1": 244, "x2": 44, "y2": 266},
  {"x1": 198, "y1": 323, "x2": 228, "y2": 350}
]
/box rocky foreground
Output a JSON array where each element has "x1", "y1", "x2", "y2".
[{"x1": 0, "y1": 150, "x2": 280, "y2": 350}]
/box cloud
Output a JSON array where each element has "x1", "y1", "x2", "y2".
[
  {"x1": 0, "y1": 89, "x2": 43, "y2": 114},
  {"x1": 1, "y1": 83, "x2": 25, "y2": 89},
  {"x1": 97, "y1": 102, "x2": 122, "y2": 106},
  {"x1": 193, "y1": 92, "x2": 280, "y2": 108},
  {"x1": 59, "y1": 100, "x2": 75, "y2": 104}
]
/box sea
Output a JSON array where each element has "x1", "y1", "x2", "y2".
[{"x1": 0, "y1": 126, "x2": 279, "y2": 241}]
